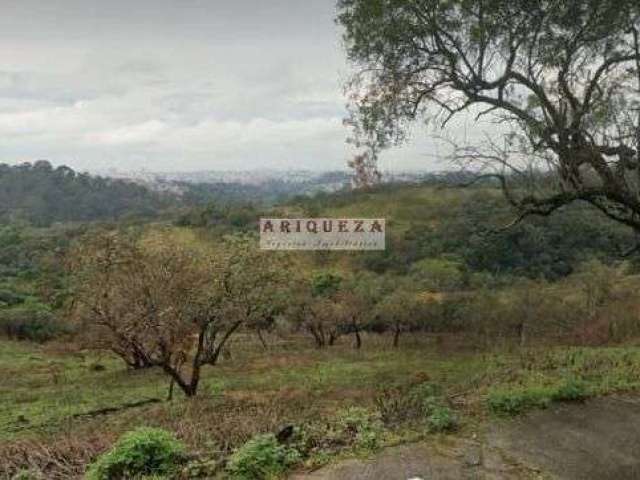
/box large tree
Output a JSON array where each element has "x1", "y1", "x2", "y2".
[
  {"x1": 338, "y1": 0, "x2": 640, "y2": 234},
  {"x1": 70, "y1": 230, "x2": 287, "y2": 397}
]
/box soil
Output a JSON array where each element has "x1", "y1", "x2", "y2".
[{"x1": 291, "y1": 395, "x2": 640, "y2": 480}]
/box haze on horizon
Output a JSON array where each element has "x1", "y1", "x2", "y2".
[{"x1": 0, "y1": 0, "x2": 486, "y2": 174}]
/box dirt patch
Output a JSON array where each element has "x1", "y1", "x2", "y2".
[
  {"x1": 488, "y1": 394, "x2": 640, "y2": 479},
  {"x1": 290, "y1": 438, "x2": 538, "y2": 480},
  {"x1": 292, "y1": 395, "x2": 640, "y2": 479}
]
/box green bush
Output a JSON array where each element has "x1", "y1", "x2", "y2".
[
  {"x1": 0, "y1": 289, "x2": 26, "y2": 307},
  {"x1": 408, "y1": 382, "x2": 443, "y2": 415},
  {"x1": 85, "y1": 427, "x2": 186, "y2": 480},
  {"x1": 487, "y1": 387, "x2": 552, "y2": 416},
  {"x1": 552, "y1": 378, "x2": 590, "y2": 402},
  {"x1": 427, "y1": 406, "x2": 457, "y2": 432},
  {"x1": 226, "y1": 434, "x2": 300, "y2": 480},
  {"x1": 0, "y1": 305, "x2": 70, "y2": 342},
  {"x1": 335, "y1": 407, "x2": 385, "y2": 451}
]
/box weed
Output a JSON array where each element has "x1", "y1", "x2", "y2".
[
  {"x1": 85, "y1": 427, "x2": 186, "y2": 480},
  {"x1": 552, "y1": 378, "x2": 590, "y2": 402},
  {"x1": 427, "y1": 406, "x2": 457, "y2": 432},
  {"x1": 226, "y1": 433, "x2": 300, "y2": 480},
  {"x1": 487, "y1": 387, "x2": 553, "y2": 416},
  {"x1": 334, "y1": 407, "x2": 384, "y2": 451},
  {"x1": 296, "y1": 406, "x2": 384, "y2": 460}
]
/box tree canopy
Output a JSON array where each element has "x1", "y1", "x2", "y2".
[
  {"x1": 0, "y1": 161, "x2": 172, "y2": 225},
  {"x1": 339, "y1": 0, "x2": 640, "y2": 232}
]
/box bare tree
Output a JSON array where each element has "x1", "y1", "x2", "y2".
[{"x1": 339, "y1": 0, "x2": 640, "y2": 235}]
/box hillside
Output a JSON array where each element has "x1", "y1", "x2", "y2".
[
  {"x1": 0, "y1": 161, "x2": 175, "y2": 226},
  {"x1": 290, "y1": 183, "x2": 636, "y2": 280}
]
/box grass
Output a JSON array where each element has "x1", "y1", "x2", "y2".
[
  {"x1": 4, "y1": 336, "x2": 640, "y2": 477},
  {"x1": 0, "y1": 341, "x2": 167, "y2": 437}
]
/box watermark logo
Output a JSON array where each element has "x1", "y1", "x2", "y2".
[{"x1": 260, "y1": 218, "x2": 385, "y2": 250}]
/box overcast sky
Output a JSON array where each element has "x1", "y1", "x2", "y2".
[{"x1": 0, "y1": 0, "x2": 476, "y2": 173}]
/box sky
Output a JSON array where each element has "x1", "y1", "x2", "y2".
[{"x1": 0, "y1": 0, "x2": 477, "y2": 173}]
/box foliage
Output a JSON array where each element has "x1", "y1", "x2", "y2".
[
  {"x1": 69, "y1": 229, "x2": 290, "y2": 396},
  {"x1": 488, "y1": 375, "x2": 591, "y2": 416},
  {"x1": 334, "y1": 407, "x2": 384, "y2": 451},
  {"x1": 487, "y1": 387, "x2": 553, "y2": 416},
  {"x1": 85, "y1": 427, "x2": 186, "y2": 480},
  {"x1": 0, "y1": 161, "x2": 173, "y2": 226},
  {"x1": 552, "y1": 378, "x2": 590, "y2": 402},
  {"x1": 226, "y1": 434, "x2": 300, "y2": 480},
  {"x1": 426, "y1": 406, "x2": 457, "y2": 433},
  {"x1": 338, "y1": 0, "x2": 640, "y2": 234},
  {"x1": 0, "y1": 304, "x2": 69, "y2": 343},
  {"x1": 297, "y1": 406, "x2": 384, "y2": 459}
]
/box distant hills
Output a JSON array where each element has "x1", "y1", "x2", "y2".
[
  {"x1": 0, "y1": 161, "x2": 174, "y2": 226},
  {"x1": 0, "y1": 160, "x2": 477, "y2": 226}
]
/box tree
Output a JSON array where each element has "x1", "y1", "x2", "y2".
[
  {"x1": 339, "y1": 0, "x2": 640, "y2": 236},
  {"x1": 337, "y1": 272, "x2": 392, "y2": 348},
  {"x1": 572, "y1": 258, "x2": 627, "y2": 338},
  {"x1": 289, "y1": 272, "x2": 344, "y2": 348},
  {"x1": 333, "y1": 290, "x2": 370, "y2": 349},
  {"x1": 70, "y1": 230, "x2": 287, "y2": 397},
  {"x1": 375, "y1": 286, "x2": 426, "y2": 347},
  {"x1": 408, "y1": 257, "x2": 465, "y2": 292}
]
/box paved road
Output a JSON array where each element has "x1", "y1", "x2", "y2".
[{"x1": 291, "y1": 395, "x2": 640, "y2": 480}]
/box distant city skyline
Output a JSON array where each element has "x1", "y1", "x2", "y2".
[{"x1": 0, "y1": 1, "x2": 490, "y2": 173}]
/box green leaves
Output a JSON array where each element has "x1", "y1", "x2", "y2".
[
  {"x1": 86, "y1": 427, "x2": 187, "y2": 480},
  {"x1": 227, "y1": 434, "x2": 300, "y2": 480}
]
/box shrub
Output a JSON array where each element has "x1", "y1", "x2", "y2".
[
  {"x1": 226, "y1": 434, "x2": 300, "y2": 480},
  {"x1": 182, "y1": 457, "x2": 222, "y2": 479},
  {"x1": 0, "y1": 306, "x2": 70, "y2": 342},
  {"x1": 0, "y1": 289, "x2": 26, "y2": 307},
  {"x1": 296, "y1": 407, "x2": 384, "y2": 461},
  {"x1": 427, "y1": 406, "x2": 457, "y2": 432},
  {"x1": 85, "y1": 427, "x2": 186, "y2": 480},
  {"x1": 408, "y1": 382, "x2": 442, "y2": 415},
  {"x1": 375, "y1": 381, "x2": 458, "y2": 433},
  {"x1": 487, "y1": 387, "x2": 552, "y2": 416},
  {"x1": 552, "y1": 378, "x2": 590, "y2": 402},
  {"x1": 335, "y1": 407, "x2": 384, "y2": 451}
]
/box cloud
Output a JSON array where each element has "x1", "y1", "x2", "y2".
[{"x1": 0, "y1": 0, "x2": 474, "y2": 173}]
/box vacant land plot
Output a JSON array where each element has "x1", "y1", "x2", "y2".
[{"x1": 3, "y1": 335, "x2": 640, "y2": 478}]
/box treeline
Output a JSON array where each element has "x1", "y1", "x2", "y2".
[
  {"x1": 2, "y1": 179, "x2": 640, "y2": 351},
  {"x1": 0, "y1": 161, "x2": 175, "y2": 226},
  {"x1": 177, "y1": 171, "x2": 350, "y2": 206},
  {"x1": 293, "y1": 184, "x2": 637, "y2": 281}
]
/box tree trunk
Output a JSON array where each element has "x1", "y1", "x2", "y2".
[
  {"x1": 186, "y1": 363, "x2": 201, "y2": 397},
  {"x1": 309, "y1": 326, "x2": 324, "y2": 348},
  {"x1": 518, "y1": 321, "x2": 526, "y2": 348},
  {"x1": 167, "y1": 377, "x2": 175, "y2": 401},
  {"x1": 257, "y1": 329, "x2": 268, "y2": 349},
  {"x1": 354, "y1": 327, "x2": 362, "y2": 349},
  {"x1": 161, "y1": 364, "x2": 199, "y2": 397},
  {"x1": 393, "y1": 323, "x2": 401, "y2": 348}
]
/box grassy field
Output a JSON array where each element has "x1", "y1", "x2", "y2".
[{"x1": 3, "y1": 334, "x2": 640, "y2": 478}]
